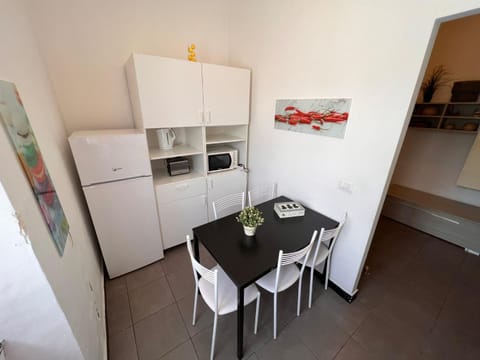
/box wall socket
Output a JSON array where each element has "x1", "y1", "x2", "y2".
[{"x1": 338, "y1": 180, "x2": 353, "y2": 194}]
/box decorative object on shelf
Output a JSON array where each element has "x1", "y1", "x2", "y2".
[
  {"x1": 187, "y1": 43, "x2": 197, "y2": 62},
  {"x1": 0, "y1": 80, "x2": 69, "y2": 256},
  {"x1": 463, "y1": 122, "x2": 478, "y2": 131},
  {"x1": 451, "y1": 80, "x2": 480, "y2": 102},
  {"x1": 421, "y1": 65, "x2": 450, "y2": 103},
  {"x1": 274, "y1": 98, "x2": 352, "y2": 138},
  {"x1": 236, "y1": 206, "x2": 264, "y2": 236},
  {"x1": 420, "y1": 106, "x2": 440, "y2": 116}
]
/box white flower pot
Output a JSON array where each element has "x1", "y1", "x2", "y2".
[{"x1": 243, "y1": 225, "x2": 256, "y2": 236}]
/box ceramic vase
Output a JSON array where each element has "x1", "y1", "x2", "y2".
[{"x1": 243, "y1": 225, "x2": 256, "y2": 236}]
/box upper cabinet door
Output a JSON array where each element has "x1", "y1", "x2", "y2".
[
  {"x1": 202, "y1": 63, "x2": 250, "y2": 126},
  {"x1": 127, "y1": 54, "x2": 204, "y2": 128}
]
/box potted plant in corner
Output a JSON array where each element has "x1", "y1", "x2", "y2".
[
  {"x1": 236, "y1": 206, "x2": 264, "y2": 236},
  {"x1": 421, "y1": 65, "x2": 450, "y2": 103}
]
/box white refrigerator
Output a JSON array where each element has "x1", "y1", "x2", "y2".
[{"x1": 68, "y1": 129, "x2": 164, "y2": 278}]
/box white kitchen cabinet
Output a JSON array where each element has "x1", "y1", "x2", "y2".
[
  {"x1": 202, "y1": 63, "x2": 250, "y2": 126},
  {"x1": 126, "y1": 54, "x2": 250, "y2": 128},
  {"x1": 125, "y1": 54, "x2": 251, "y2": 248},
  {"x1": 207, "y1": 169, "x2": 248, "y2": 221},
  {"x1": 126, "y1": 54, "x2": 204, "y2": 128},
  {"x1": 156, "y1": 177, "x2": 208, "y2": 249}
]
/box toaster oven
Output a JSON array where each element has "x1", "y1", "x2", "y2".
[{"x1": 166, "y1": 157, "x2": 190, "y2": 176}]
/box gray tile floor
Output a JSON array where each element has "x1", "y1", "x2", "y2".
[{"x1": 106, "y1": 217, "x2": 480, "y2": 359}]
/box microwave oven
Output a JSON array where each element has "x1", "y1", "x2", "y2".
[{"x1": 207, "y1": 145, "x2": 238, "y2": 173}]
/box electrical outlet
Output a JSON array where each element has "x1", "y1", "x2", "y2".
[{"x1": 338, "y1": 180, "x2": 353, "y2": 194}]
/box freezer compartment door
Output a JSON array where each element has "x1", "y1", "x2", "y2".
[
  {"x1": 69, "y1": 130, "x2": 151, "y2": 185},
  {"x1": 83, "y1": 176, "x2": 163, "y2": 278}
]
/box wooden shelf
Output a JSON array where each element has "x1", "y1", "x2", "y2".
[
  {"x1": 206, "y1": 133, "x2": 245, "y2": 145},
  {"x1": 410, "y1": 102, "x2": 480, "y2": 133},
  {"x1": 409, "y1": 127, "x2": 478, "y2": 134},
  {"x1": 153, "y1": 168, "x2": 204, "y2": 185},
  {"x1": 149, "y1": 144, "x2": 203, "y2": 160},
  {"x1": 442, "y1": 116, "x2": 480, "y2": 120}
]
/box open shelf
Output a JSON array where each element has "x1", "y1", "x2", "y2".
[
  {"x1": 149, "y1": 144, "x2": 203, "y2": 160},
  {"x1": 409, "y1": 102, "x2": 480, "y2": 132},
  {"x1": 206, "y1": 133, "x2": 245, "y2": 144}
]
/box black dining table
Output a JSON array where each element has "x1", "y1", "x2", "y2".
[{"x1": 192, "y1": 196, "x2": 338, "y2": 359}]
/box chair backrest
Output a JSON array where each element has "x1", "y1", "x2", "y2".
[
  {"x1": 187, "y1": 235, "x2": 218, "y2": 287},
  {"x1": 275, "y1": 230, "x2": 317, "y2": 291},
  {"x1": 310, "y1": 213, "x2": 347, "y2": 267},
  {"x1": 247, "y1": 183, "x2": 278, "y2": 207},
  {"x1": 212, "y1": 192, "x2": 246, "y2": 220}
]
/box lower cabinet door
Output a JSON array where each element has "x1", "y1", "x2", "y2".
[
  {"x1": 158, "y1": 194, "x2": 208, "y2": 249},
  {"x1": 207, "y1": 168, "x2": 247, "y2": 220}
]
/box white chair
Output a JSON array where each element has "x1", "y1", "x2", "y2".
[
  {"x1": 247, "y1": 183, "x2": 278, "y2": 207},
  {"x1": 186, "y1": 235, "x2": 260, "y2": 360},
  {"x1": 255, "y1": 231, "x2": 317, "y2": 339},
  {"x1": 212, "y1": 192, "x2": 246, "y2": 220},
  {"x1": 298, "y1": 213, "x2": 347, "y2": 308}
]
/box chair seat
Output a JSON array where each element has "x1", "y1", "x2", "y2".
[
  {"x1": 256, "y1": 264, "x2": 300, "y2": 293},
  {"x1": 199, "y1": 265, "x2": 259, "y2": 315},
  {"x1": 297, "y1": 243, "x2": 329, "y2": 268}
]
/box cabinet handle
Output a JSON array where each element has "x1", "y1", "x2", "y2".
[
  {"x1": 426, "y1": 211, "x2": 460, "y2": 224},
  {"x1": 209, "y1": 179, "x2": 214, "y2": 190},
  {"x1": 202, "y1": 195, "x2": 207, "y2": 206},
  {"x1": 206, "y1": 110, "x2": 211, "y2": 124},
  {"x1": 198, "y1": 110, "x2": 204, "y2": 124},
  {"x1": 176, "y1": 183, "x2": 189, "y2": 191}
]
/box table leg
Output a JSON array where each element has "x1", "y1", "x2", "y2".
[
  {"x1": 193, "y1": 234, "x2": 200, "y2": 262},
  {"x1": 237, "y1": 286, "x2": 244, "y2": 359}
]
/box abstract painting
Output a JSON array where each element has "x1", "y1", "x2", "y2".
[
  {"x1": 274, "y1": 98, "x2": 352, "y2": 138},
  {"x1": 0, "y1": 80, "x2": 69, "y2": 256}
]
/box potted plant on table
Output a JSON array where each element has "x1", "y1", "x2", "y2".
[{"x1": 236, "y1": 206, "x2": 264, "y2": 236}]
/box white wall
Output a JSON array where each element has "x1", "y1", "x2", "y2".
[
  {"x1": 0, "y1": 1, "x2": 105, "y2": 359},
  {"x1": 393, "y1": 14, "x2": 480, "y2": 204},
  {"x1": 228, "y1": 0, "x2": 480, "y2": 295},
  {"x1": 25, "y1": 0, "x2": 230, "y2": 133},
  {"x1": 393, "y1": 130, "x2": 480, "y2": 206},
  {"x1": 0, "y1": 182, "x2": 83, "y2": 360}
]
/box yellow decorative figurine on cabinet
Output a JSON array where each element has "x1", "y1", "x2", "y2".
[{"x1": 187, "y1": 44, "x2": 197, "y2": 62}]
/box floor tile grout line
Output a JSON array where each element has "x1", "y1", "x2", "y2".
[
  {"x1": 429, "y1": 251, "x2": 468, "y2": 335},
  {"x1": 331, "y1": 334, "x2": 354, "y2": 360},
  {"x1": 124, "y1": 276, "x2": 141, "y2": 360},
  {"x1": 154, "y1": 338, "x2": 194, "y2": 360},
  {"x1": 166, "y1": 261, "x2": 202, "y2": 360}
]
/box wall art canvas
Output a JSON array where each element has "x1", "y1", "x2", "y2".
[
  {"x1": 274, "y1": 98, "x2": 352, "y2": 138},
  {"x1": 0, "y1": 80, "x2": 69, "y2": 256}
]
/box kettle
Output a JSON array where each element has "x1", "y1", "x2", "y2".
[{"x1": 156, "y1": 128, "x2": 176, "y2": 150}]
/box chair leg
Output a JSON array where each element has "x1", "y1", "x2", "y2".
[
  {"x1": 192, "y1": 286, "x2": 198, "y2": 325},
  {"x1": 325, "y1": 257, "x2": 330, "y2": 290},
  {"x1": 210, "y1": 312, "x2": 218, "y2": 360},
  {"x1": 308, "y1": 266, "x2": 314, "y2": 308},
  {"x1": 254, "y1": 293, "x2": 260, "y2": 334},
  {"x1": 273, "y1": 292, "x2": 278, "y2": 340},
  {"x1": 297, "y1": 276, "x2": 302, "y2": 316}
]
